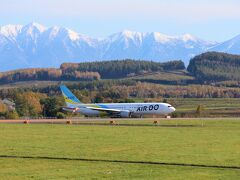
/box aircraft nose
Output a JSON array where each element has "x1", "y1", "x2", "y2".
[{"x1": 169, "y1": 106, "x2": 176, "y2": 113}]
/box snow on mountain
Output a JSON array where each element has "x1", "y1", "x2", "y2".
[
  {"x1": 0, "y1": 23, "x2": 222, "y2": 71},
  {"x1": 151, "y1": 32, "x2": 174, "y2": 43},
  {"x1": 100, "y1": 31, "x2": 215, "y2": 62},
  {"x1": 0, "y1": 24, "x2": 22, "y2": 39},
  {"x1": 209, "y1": 34, "x2": 240, "y2": 54}
]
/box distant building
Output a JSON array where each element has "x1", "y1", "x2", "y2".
[{"x1": 0, "y1": 99, "x2": 15, "y2": 110}]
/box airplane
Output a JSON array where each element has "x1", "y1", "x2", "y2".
[{"x1": 60, "y1": 85, "x2": 176, "y2": 118}]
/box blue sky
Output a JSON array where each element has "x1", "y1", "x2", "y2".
[{"x1": 1, "y1": 0, "x2": 240, "y2": 41}]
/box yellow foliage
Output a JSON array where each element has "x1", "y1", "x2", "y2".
[
  {"x1": 16, "y1": 92, "x2": 47, "y2": 116},
  {"x1": 0, "y1": 103, "x2": 7, "y2": 113}
]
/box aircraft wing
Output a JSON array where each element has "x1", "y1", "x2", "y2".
[{"x1": 86, "y1": 106, "x2": 121, "y2": 113}]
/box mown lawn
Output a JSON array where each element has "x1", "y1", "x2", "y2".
[
  {"x1": 171, "y1": 98, "x2": 240, "y2": 111},
  {"x1": 0, "y1": 119, "x2": 239, "y2": 179}
]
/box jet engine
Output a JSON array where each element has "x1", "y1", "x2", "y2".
[{"x1": 119, "y1": 110, "x2": 131, "y2": 118}]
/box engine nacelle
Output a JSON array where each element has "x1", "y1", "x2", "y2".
[{"x1": 119, "y1": 110, "x2": 131, "y2": 118}]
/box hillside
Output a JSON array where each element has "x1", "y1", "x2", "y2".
[
  {"x1": 126, "y1": 71, "x2": 194, "y2": 85},
  {"x1": 187, "y1": 52, "x2": 240, "y2": 82},
  {"x1": 3, "y1": 53, "x2": 240, "y2": 119},
  {"x1": 0, "y1": 60, "x2": 185, "y2": 84},
  {"x1": 61, "y1": 60, "x2": 185, "y2": 79},
  {"x1": 3, "y1": 52, "x2": 240, "y2": 86},
  {"x1": 0, "y1": 68, "x2": 100, "y2": 84}
]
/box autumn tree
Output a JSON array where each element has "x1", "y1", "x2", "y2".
[
  {"x1": 15, "y1": 92, "x2": 45, "y2": 117},
  {"x1": 5, "y1": 110, "x2": 19, "y2": 119},
  {"x1": 40, "y1": 96, "x2": 64, "y2": 117}
]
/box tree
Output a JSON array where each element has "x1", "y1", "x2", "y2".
[
  {"x1": 119, "y1": 99, "x2": 136, "y2": 103},
  {"x1": 6, "y1": 110, "x2": 19, "y2": 119},
  {"x1": 0, "y1": 103, "x2": 7, "y2": 113},
  {"x1": 93, "y1": 94, "x2": 104, "y2": 103},
  {"x1": 40, "y1": 97, "x2": 64, "y2": 117},
  {"x1": 163, "y1": 99, "x2": 168, "y2": 103},
  {"x1": 196, "y1": 105, "x2": 204, "y2": 117},
  {"x1": 56, "y1": 112, "x2": 66, "y2": 119},
  {"x1": 15, "y1": 92, "x2": 44, "y2": 117},
  {"x1": 187, "y1": 52, "x2": 240, "y2": 82},
  {"x1": 61, "y1": 60, "x2": 185, "y2": 79}
]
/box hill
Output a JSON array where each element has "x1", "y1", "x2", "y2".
[
  {"x1": 2, "y1": 53, "x2": 240, "y2": 119},
  {"x1": 125, "y1": 70, "x2": 194, "y2": 85},
  {"x1": 3, "y1": 52, "x2": 240, "y2": 85},
  {"x1": 0, "y1": 60, "x2": 185, "y2": 84},
  {"x1": 61, "y1": 60, "x2": 185, "y2": 79},
  {"x1": 0, "y1": 68, "x2": 100, "y2": 84},
  {"x1": 187, "y1": 52, "x2": 240, "y2": 82}
]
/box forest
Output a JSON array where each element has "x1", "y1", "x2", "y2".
[
  {"x1": 1, "y1": 52, "x2": 240, "y2": 119},
  {"x1": 0, "y1": 68, "x2": 100, "y2": 84},
  {"x1": 61, "y1": 60, "x2": 185, "y2": 78},
  {"x1": 188, "y1": 52, "x2": 240, "y2": 82},
  {"x1": 1, "y1": 80, "x2": 240, "y2": 119},
  {"x1": 0, "y1": 60, "x2": 185, "y2": 84},
  {"x1": 2, "y1": 52, "x2": 240, "y2": 84}
]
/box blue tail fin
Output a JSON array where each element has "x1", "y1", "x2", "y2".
[{"x1": 60, "y1": 85, "x2": 82, "y2": 107}]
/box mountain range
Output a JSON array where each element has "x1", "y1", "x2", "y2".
[{"x1": 0, "y1": 22, "x2": 239, "y2": 72}]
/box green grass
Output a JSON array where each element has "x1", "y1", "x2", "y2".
[
  {"x1": 171, "y1": 98, "x2": 240, "y2": 110},
  {"x1": 0, "y1": 158, "x2": 239, "y2": 179},
  {"x1": 131, "y1": 71, "x2": 193, "y2": 80},
  {"x1": 126, "y1": 70, "x2": 194, "y2": 84},
  {"x1": 0, "y1": 70, "x2": 193, "y2": 90},
  {"x1": 167, "y1": 98, "x2": 240, "y2": 117},
  {"x1": 0, "y1": 120, "x2": 240, "y2": 179},
  {"x1": 0, "y1": 81, "x2": 60, "y2": 89}
]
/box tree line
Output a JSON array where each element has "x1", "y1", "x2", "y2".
[
  {"x1": 3, "y1": 52, "x2": 240, "y2": 85},
  {"x1": 0, "y1": 68, "x2": 100, "y2": 84},
  {"x1": 60, "y1": 60, "x2": 185, "y2": 79},
  {"x1": 188, "y1": 52, "x2": 240, "y2": 82},
  {"x1": 2, "y1": 79, "x2": 240, "y2": 119},
  {"x1": 0, "y1": 60, "x2": 185, "y2": 84}
]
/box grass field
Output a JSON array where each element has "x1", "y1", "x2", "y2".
[
  {"x1": 171, "y1": 98, "x2": 240, "y2": 110},
  {"x1": 126, "y1": 70, "x2": 194, "y2": 85},
  {"x1": 0, "y1": 119, "x2": 239, "y2": 179},
  {"x1": 167, "y1": 98, "x2": 240, "y2": 117}
]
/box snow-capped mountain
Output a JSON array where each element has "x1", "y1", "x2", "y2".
[
  {"x1": 209, "y1": 34, "x2": 240, "y2": 54},
  {"x1": 0, "y1": 22, "x2": 221, "y2": 71},
  {"x1": 100, "y1": 30, "x2": 216, "y2": 62}
]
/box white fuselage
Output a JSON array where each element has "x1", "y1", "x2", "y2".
[{"x1": 73, "y1": 103, "x2": 175, "y2": 117}]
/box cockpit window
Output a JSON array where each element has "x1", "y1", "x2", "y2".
[{"x1": 168, "y1": 105, "x2": 172, "y2": 108}]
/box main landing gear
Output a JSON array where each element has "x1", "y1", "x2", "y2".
[{"x1": 109, "y1": 120, "x2": 119, "y2": 125}]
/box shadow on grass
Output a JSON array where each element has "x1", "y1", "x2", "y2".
[
  {"x1": 0, "y1": 155, "x2": 239, "y2": 170},
  {"x1": 73, "y1": 123, "x2": 202, "y2": 127}
]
